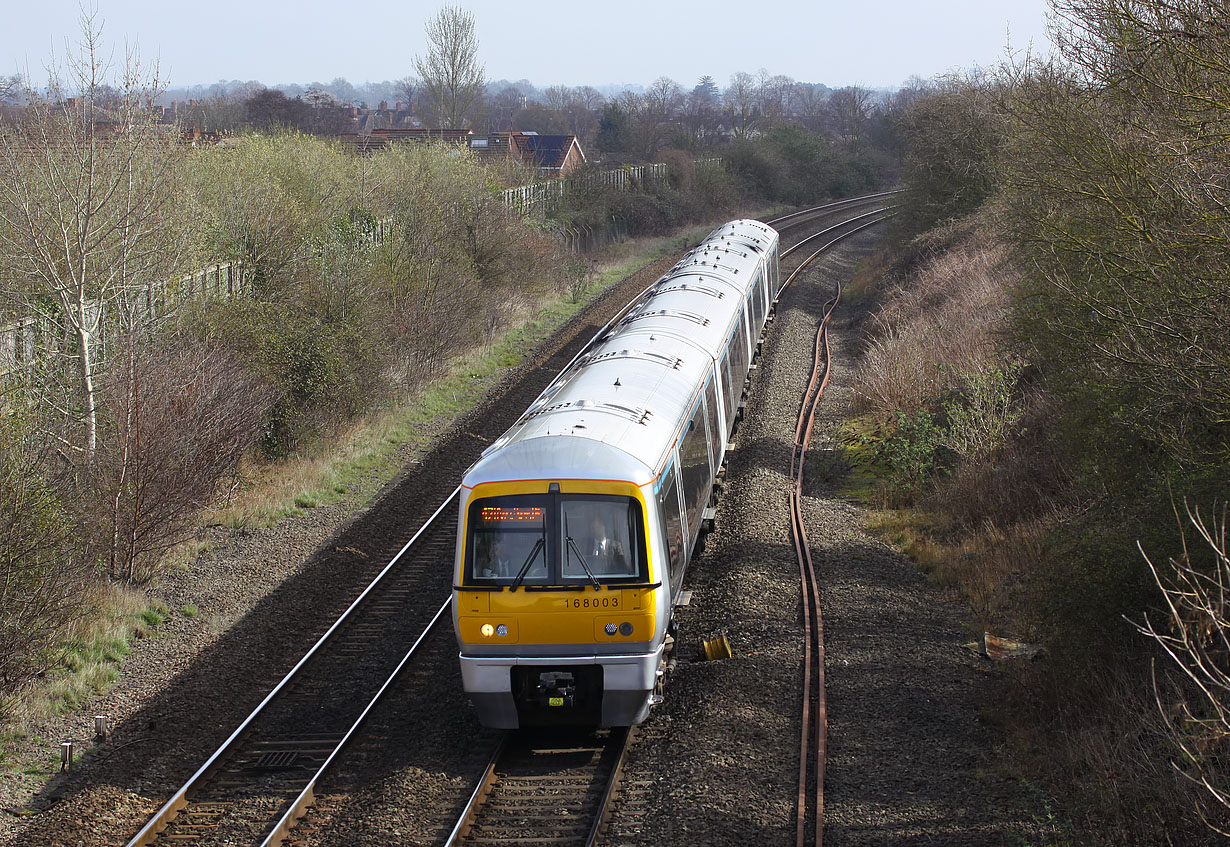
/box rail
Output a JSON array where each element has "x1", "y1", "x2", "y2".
[
  {"x1": 125, "y1": 488, "x2": 461, "y2": 847},
  {"x1": 778, "y1": 209, "x2": 896, "y2": 847}
]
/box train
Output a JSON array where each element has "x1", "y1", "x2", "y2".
[{"x1": 452, "y1": 219, "x2": 782, "y2": 728}]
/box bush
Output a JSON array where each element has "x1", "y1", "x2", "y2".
[
  {"x1": 185, "y1": 300, "x2": 378, "y2": 457},
  {"x1": 89, "y1": 337, "x2": 274, "y2": 582},
  {"x1": 0, "y1": 412, "x2": 91, "y2": 698}
]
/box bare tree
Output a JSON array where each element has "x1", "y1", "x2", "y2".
[
  {"x1": 725, "y1": 71, "x2": 758, "y2": 138},
  {"x1": 830, "y1": 85, "x2": 873, "y2": 154},
  {"x1": 0, "y1": 74, "x2": 20, "y2": 104},
  {"x1": 92, "y1": 339, "x2": 273, "y2": 583},
  {"x1": 394, "y1": 76, "x2": 417, "y2": 112},
  {"x1": 414, "y1": 5, "x2": 485, "y2": 128},
  {"x1": 758, "y1": 73, "x2": 795, "y2": 127},
  {"x1": 0, "y1": 11, "x2": 191, "y2": 460},
  {"x1": 542, "y1": 85, "x2": 571, "y2": 112},
  {"x1": 574, "y1": 86, "x2": 605, "y2": 111},
  {"x1": 793, "y1": 82, "x2": 828, "y2": 131},
  {"x1": 1136, "y1": 502, "x2": 1230, "y2": 835},
  {"x1": 646, "y1": 76, "x2": 684, "y2": 121}
]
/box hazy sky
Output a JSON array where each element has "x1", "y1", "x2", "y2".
[{"x1": 4, "y1": 1, "x2": 1055, "y2": 91}]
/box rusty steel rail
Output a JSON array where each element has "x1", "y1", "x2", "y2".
[
  {"x1": 125, "y1": 489, "x2": 461, "y2": 847},
  {"x1": 778, "y1": 210, "x2": 895, "y2": 847}
]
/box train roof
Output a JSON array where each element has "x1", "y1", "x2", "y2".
[{"x1": 463, "y1": 220, "x2": 779, "y2": 490}]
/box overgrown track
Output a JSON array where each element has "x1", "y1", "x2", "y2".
[
  {"x1": 445, "y1": 728, "x2": 633, "y2": 847},
  {"x1": 780, "y1": 210, "x2": 895, "y2": 847},
  {"x1": 115, "y1": 194, "x2": 895, "y2": 847}
]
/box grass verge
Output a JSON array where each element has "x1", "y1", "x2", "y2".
[{"x1": 202, "y1": 217, "x2": 748, "y2": 531}]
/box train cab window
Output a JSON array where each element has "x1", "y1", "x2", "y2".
[
  {"x1": 465, "y1": 493, "x2": 647, "y2": 586},
  {"x1": 561, "y1": 496, "x2": 642, "y2": 581},
  {"x1": 467, "y1": 496, "x2": 550, "y2": 584},
  {"x1": 659, "y1": 470, "x2": 685, "y2": 594}
]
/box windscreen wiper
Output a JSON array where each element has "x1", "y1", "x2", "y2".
[
  {"x1": 510, "y1": 537, "x2": 545, "y2": 590},
  {"x1": 565, "y1": 535, "x2": 602, "y2": 589}
]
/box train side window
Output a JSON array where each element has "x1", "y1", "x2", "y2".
[
  {"x1": 704, "y1": 376, "x2": 722, "y2": 472},
  {"x1": 659, "y1": 469, "x2": 685, "y2": 593},
  {"x1": 678, "y1": 400, "x2": 710, "y2": 548},
  {"x1": 719, "y1": 352, "x2": 734, "y2": 430},
  {"x1": 732, "y1": 309, "x2": 750, "y2": 382},
  {"x1": 750, "y1": 268, "x2": 765, "y2": 328}
]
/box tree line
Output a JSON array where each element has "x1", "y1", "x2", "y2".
[{"x1": 881, "y1": 0, "x2": 1230, "y2": 840}]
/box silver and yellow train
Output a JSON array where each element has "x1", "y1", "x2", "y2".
[{"x1": 452, "y1": 219, "x2": 782, "y2": 728}]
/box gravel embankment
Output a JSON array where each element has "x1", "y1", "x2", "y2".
[{"x1": 604, "y1": 229, "x2": 1045, "y2": 845}]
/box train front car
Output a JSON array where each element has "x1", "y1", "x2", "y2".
[{"x1": 453, "y1": 219, "x2": 780, "y2": 729}]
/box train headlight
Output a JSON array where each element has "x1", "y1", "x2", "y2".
[
  {"x1": 496, "y1": 624, "x2": 509, "y2": 637},
  {"x1": 480, "y1": 624, "x2": 495, "y2": 637},
  {"x1": 604, "y1": 623, "x2": 618, "y2": 636},
  {"x1": 619, "y1": 622, "x2": 633, "y2": 636}
]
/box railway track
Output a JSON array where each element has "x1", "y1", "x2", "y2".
[
  {"x1": 445, "y1": 728, "x2": 632, "y2": 847},
  {"x1": 125, "y1": 498, "x2": 460, "y2": 847},
  {"x1": 778, "y1": 209, "x2": 895, "y2": 847},
  {"x1": 120, "y1": 195, "x2": 894, "y2": 847}
]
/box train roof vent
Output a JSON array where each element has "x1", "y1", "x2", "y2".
[
  {"x1": 519, "y1": 400, "x2": 655, "y2": 428},
  {"x1": 581, "y1": 348, "x2": 683, "y2": 369},
  {"x1": 675, "y1": 258, "x2": 742, "y2": 275},
  {"x1": 646, "y1": 280, "x2": 726, "y2": 299},
  {"x1": 619, "y1": 308, "x2": 711, "y2": 328},
  {"x1": 598, "y1": 402, "x2": 654, "y2": 425}
]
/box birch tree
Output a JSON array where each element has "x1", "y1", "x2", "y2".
[{"x1": 0, "y1": 12, "x2": 190, "y2": 460}]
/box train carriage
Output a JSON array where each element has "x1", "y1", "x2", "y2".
[{"x1": 453, "y1": 220, "x2": 781, "y2": 728}]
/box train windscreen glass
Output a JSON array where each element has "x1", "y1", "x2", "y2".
[
  {"x1": 468, "y1": 496, "x2": 549, "y2": 584},
  {"x1": 561, "y1": 497, "x2": 640, "y2": 580},
  {"x1": 466, "y1": 493, "x2": 646, "y2": 585}
]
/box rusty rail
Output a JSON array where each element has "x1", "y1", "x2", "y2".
[{"x1": 779, "y1": 210, "x2": 895, "y2": 847}]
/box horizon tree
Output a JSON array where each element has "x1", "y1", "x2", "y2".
[{"x1": 414, "y1": 5, "x2": 485, "y2": 128}]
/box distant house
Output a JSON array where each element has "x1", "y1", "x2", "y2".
[
  {"x1": 338, "y1": 128, "x2": 586, "y2": 177},
  {"x1": 498, "y1": 132, "x2": 586, "y2": 175}
]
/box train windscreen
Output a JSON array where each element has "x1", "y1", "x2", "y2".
[
  {"x1": 466, "y1": 493, "x2": 646, "y2": 586},
  {"x1": 561, "y1": 497, "x2": 641, "y2": 580}
]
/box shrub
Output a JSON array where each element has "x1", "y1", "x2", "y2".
[
  {"x1": 88, "y1": 337, "x2": 274, "y2": 582},
  {"x1": 0, "y1": 412, "x2": 91, "y2": 699}
]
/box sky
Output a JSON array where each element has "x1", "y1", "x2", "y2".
[{"x1": 3, "y1": 1, "x2": 1056, "y2": 92}]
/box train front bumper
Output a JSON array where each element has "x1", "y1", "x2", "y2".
[{"x1": 460, "y1": 645, "x2": 664, "y2": 729}]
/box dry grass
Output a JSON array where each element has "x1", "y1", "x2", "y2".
[
  {"x1": 1000, "y1": 657, "x2": 1222, "y2": 844},
  {"x1": 3, "y1": 582, "x2": 157, "y2": 733},
  {"x1": 856, "y1": 238, "x2": 1017, "y2": 417}
]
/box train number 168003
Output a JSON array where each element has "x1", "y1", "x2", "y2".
[{"x1": 572, "y1": 597, "x2": 618, "y2": 608}]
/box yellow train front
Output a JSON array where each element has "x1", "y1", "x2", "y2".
[{"x1": 453, "y1": 219, "x2": 781, "y2": 728}]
